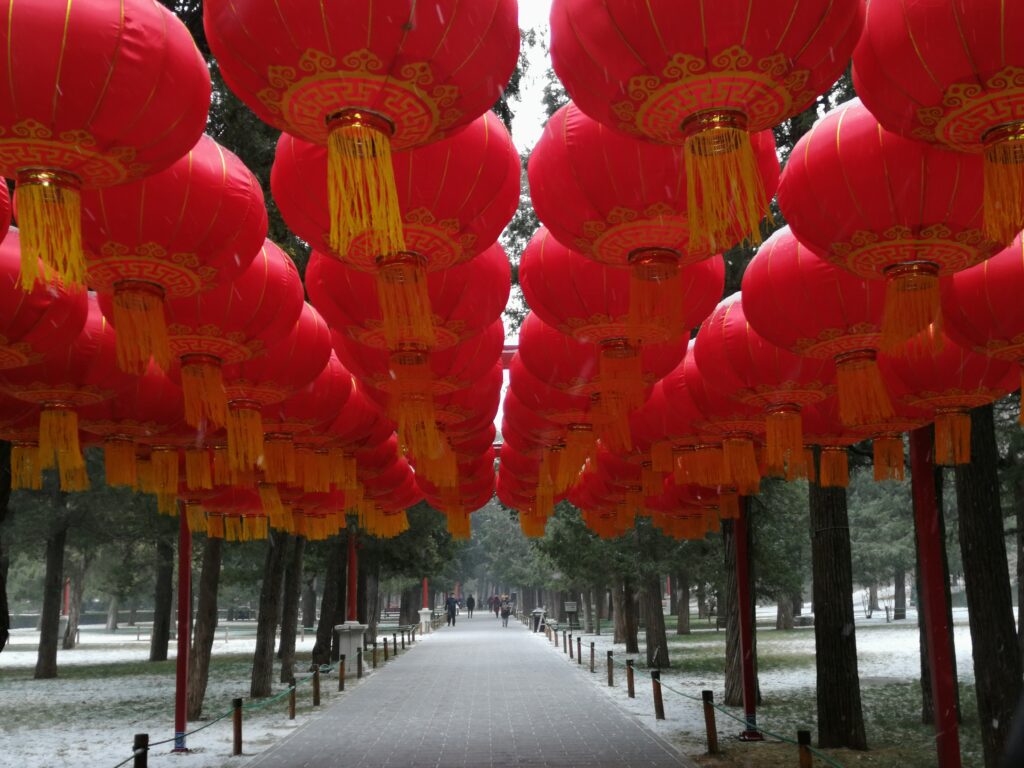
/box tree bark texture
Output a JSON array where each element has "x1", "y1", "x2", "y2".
[
  {"x1": 894, "y1": 566, "x2": 907, "y2": 621},
  {"x1": 0, "y1": 440, "x2": 11, "y2": 654},
  {"x1": 868, "y1": 583, "x2": 880, "y2": 612},
  {"x1": 250, "y1": 531, "x2": 290, "y2": 698},
  {"x1": 643, "y1": 572, "x2": 670, "y2": 668},
  {"x1": 278, "y1": 536, "x2": 305, "y2": 682},
  {"x1": 105, "y1": 596, "x2": 119, "y2": 631},
  {"x1": 61, "y1": 554, "x2": 88, "y2": 650},
  {"x1": 808, "y1": 460, "x2": 868, "y2": 750},
  {"x1": 676, "y1": 570, "x2": 690, "y2": 635},
  {"x1": 953, "y1": 404, "x2": 1022, "y2": 767},
  {"x1": 723, "y1": 520, "x2": 742, "y2": 706},
  {"x1": 187, "y1": 537, "x2": 222, "y2": 720},
  {"x1": 312, "y1": 536, "x2": 342, "y2": 667},
  {"x1": 149, "y1": 538, "x2": 174, "y2": 661},
  {"x1": 612, "y1": 578, "x2": 626, "y2": 644},
  {"x1": 302, "y1": 577, "x2": 317, "y2": 629},
  {"x1": 776, "y1": 592, "x2": 794, "y2": 631},
  {"x1": 622, "y1": 577, "x2": 639, "y2": 653},
  {"x1": 582, "y1": 588, "x2": 594, "y2": 633},
  {"x1": 35, "y1": 495, "x2": 69, "y2": 679}
]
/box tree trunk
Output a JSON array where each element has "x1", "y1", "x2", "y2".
[
  {"x1": 582, "y1": 588, "x2": 594, "y2": 633},
  {"x1": 792, "y1": 590, "x2": 803, "y2": 617},
  {"x1": 776, "y1": 592, "x2": 794, "y2": 631},
  {"x1": 643, "y1": 572, "x2": 670, "y2": 667},
  {"x1": 357, "y1": 555, "x2": 368, "y2": 625},
  {"x1": 590, "y1": 587, "x2": 601, "y2": 634},
  {"x1": 105, "y1": 596, "x2": 120, "y2": 631},
  {"x1": 621, "y1": 577, "x2": 639, "y2": 653},
  {"x1": 250, "y1": 531, "x2": 290, "y2": 698},
  {"x1": 668, "y1": 576, "x2": 677, "y2": 616},
  {"x1": 35, "y1": 495, "x2": 69, "y2": 679},
  {"x1": 61, "y1": 555, "x2": 88, "y2": 650},
  {"x1": 149, "y1": 538, "x2": 174, "y2": 661},
  {"x1": 312, "y1": 536, "x2": 342, "y2": 667},
  {"x1": 0, "y1": 440, "x2": 12, "y2": 654},
  {"x1": 696, "y1": 582, "x2": 707, "y2": 620},
  {"x1": 954, "y1": 404, "x2": 1023, "y2": 767},
  {"x1": 302, "y1": 576, "x2": 317, "y2": 629},
  {"x1": 187, "y1": 537, "x2": 222, "y2": 720},
  {"x1": 676, "y1": 570, "x2": 690, "y2": 635},
  {"x1": 723, "y1": 519, "x2": 746, "y2": 706},
  {"x1": 809, "y1": 454, "x2": 867, "y2": 749},
  {"x1": 893, "y1": 566, "x2": 907, "y2": 621},
  {"x1": 278, "y1": 536, "x2": 305, "y2": 682}
]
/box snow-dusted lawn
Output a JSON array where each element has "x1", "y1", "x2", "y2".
[{"x1": 0, "y1": 624, "x2": 409, "y2": 768}]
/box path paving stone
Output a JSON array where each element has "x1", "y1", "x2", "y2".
[{"x1": 249, "y1": 615, "x2": 691, "y2": 768}]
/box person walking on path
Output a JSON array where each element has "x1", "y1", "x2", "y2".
[
  {"x1": 466, "y1": 594, "x2": 475, "y2": 618},
  {"x1": 500, "y1": 597, "x2": 511, "y2": 627},
  {"x1": 445, "y1": 594, "x2": 458, "y2": 627},
  {"x1": 493, "y1": 595, "x2": 501, "y2": 619}
]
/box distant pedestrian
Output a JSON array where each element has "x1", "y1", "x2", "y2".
[
  {"x1": 493, "y1": 596, "x2": 500, "y2": 618},
  {"x1": 445, "y1": 594, "x2": 458, "y2": 627},
  {"x1": 500, "y1": 598, "x2": 511, "y2": 628},
  {"x1": 466, "y1": 594, "x2": 475, "y2": 618}
]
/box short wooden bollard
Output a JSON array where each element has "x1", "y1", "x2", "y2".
[
  {"x1": 569, "y1": 634, "x2": 574, "y2": 659},
  {"x1": 798, "y1": 730, "x2": 813, "y2": 768},
  {"x1": 651, "y1": 670, "x2": 665, "y2": 720},
  {"x1": 338, "y1": 655, "x2": 346, "y2": 692},
  {"x1": 288, "y1": 678, "x2": 297, "y2": 720},
  {"x1": 590, "y1": 642, "x2": 595, "y2": 673},
  {"x1": 576, "y1": 636, "x2": 582, "y2": 665},
  {"x1": 393, "y1": 632, "x2": 398, "y2": 655},
  {"x1": 133, "y1": 733, "x2": 148, "y2": 768},
  {"x1": 626, "y1": 659, "x2": 635, "y2": 698},
  {"x1": 232, "y1": 698, "x2": 243, "y2": 756},
  {"x1": 383, "y1": 637, "x2": 389, "y2": 661},
  {"x1": 701, "y1": 690, "x2": 719, "y2": 755},
  {"x1": 607, "y1": 651, "x2": 614, "y2": 686},
  {"x1": 372, "y1": 642, "x2": 379, "y2": 668},
  {"x1": 312, "y1": 668, "x2": 321, "y2": 706},
  {"x1": 563, "y1": 630, "x2": 568, "y2": 654},
  {"x1": 357, "y1": 647, "x2": 363, "y2": 678}
]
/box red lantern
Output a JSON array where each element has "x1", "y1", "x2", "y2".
[
  {"x1": 0, "y1": 229, "x2": 88, "y2": 369},
  {"x1": 520, "y1": 227, "x2": 724, "y2": 343},
  {"x1": 156, "y1": 240, "x2": 305, "y2": 429},
  {"x1": 0, "y1": 0, "x2": 210, "y2": 288},
  {"x1": 778, "y1": 99, "x2": 1004, "y2": 350},
  {"x1": 549, "y1": 0, "x2": 861, "y2": 250},
  {"x1": 852, "y1": 0, "x2": 1024, "y2": 243},
  {"x1": 881, "y1": 335, "x2": 1015, "y2": 466},
  {"x1": 307, "y1": 242, "x2": 510, "y2": 351},
  {"x1": 0, "y1": 295, "x2": 131, "y2": 489},
  {"x1": 205, "y1": 0, "x2": 517, "y2": 270},
  {"x1": 529, "y1": 102, "x2": 778, "y2": 288},
  {"x1": 694, "y1": 293, "x2": 835, "y2": 478},
  {"x1": 82, "y1": 135, "x2": 268, "y2": 373},
  {"x1": 742, "y1": 225, "x2": 893, "y2": 429},
  {"x1": 272, "y1": 112, "x2": 519, "y2": 348}
]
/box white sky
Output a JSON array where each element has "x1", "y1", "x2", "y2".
[{"x1": 511, "y1": 1, "x2": 555, "y2": 151}]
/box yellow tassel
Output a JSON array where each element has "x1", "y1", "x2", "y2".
[
  {"x1": 326, "y1": 111, "x2": 405, "y2": 258},
  {"x1": 157, "y1": 492, "x2": 177, "y2": 516},
  {"x1": 519, "y1": 513, "x2": 548, "y2": 538},
  {"x1": 934, "y1": 410, "x2": 972, "y2": 466},
  {"x1": 15, "y1": 169, "x2": 84, "y2": 289},
  {"x1": 722, "y1": 437, "x2": 760, "y2": 495},
  {"x1": 135, "y1": 456, "x2": 153, "y2": 494},
  {"x1": 185, "y1": 448, "x2": 212, "y2": 490},
  {"x1": 651, "y1": 440, "x2": 675, "y2": 474},
  {"x1": 150, "y1": 448, "x2": 179, "y2": 495},
  {"x1": 418, "y1": 445, "x2": 458, "y2": 490},
  {"x1": 212, "y1": 445, "x2": 231, "y2": 486},
  {"x1": 673, "y1": 448, "x2": 694, "y2": 485},
  {"x1": 262, "y1": 435, "x2": 296, "y2": 484},
  {"x1": 376, "y1": 256, "x2": 436, "y2": 349},
  {"x1": 181, "y1": 355, "x2": 228, "y2": 428},
  {"x1": 835, "y1": 350, "x2": 895, "y2": 426},
  {"x1": 258, "y1": 483, "x2": 285, "y2": 519},
  {"x1": 881, "y1": 263, "x2": 942, "y2": 352},
  {"x1": 765, "y1": 407, "x2": 804, "y2": 479},
  {"x1": 224, "y1": 516, "x2": 241, "y2": 542},
  {"x1": 184, "y1": 502, "x2": 207, "y2": 534},
  {"x1": 705, "y1": 511, "x2": 721, "y2": 534},
  {"x1": 226, "y1": 402, "x2": 264, "y2": 473},
  {"x1": 304, "y1": 450, "x2": 332, "y2": 493},
  {"x1": 560, "y1": 426, "x2": 595, "y2": 489},
  {"x1": 541, "y1": 446, "x2": 562, "y2": 493},
  {"x1": 597, "y1": 342, "x2": 645, "y2": 451},
  {"x1": 104, "y1": 438, "x2": 137, "y2": 487},
  {"x1": 111, "y1": 281, "x2": 171, "y2": 374},
  {"x1": 820, "y1": 447, "x2": 850, "y2": 488},
  {"x1": 873, "y1": 435, "x2": 905, "y2": 482},
  {"x1": 803, "y1": 448, "x2": 817, "y2": 484},
  {"x1": 207, "y1": 514, "x2": 225, "y2": 539},
  {"x1": 983, "y1": 123, "x2": 1024, "y2": 244},
  {"x1": 628, "y1": 250, "x2": 684, "y2": 335},
  {"x1": 718, "y1": 491, "x2": 740, "y2": 520},
  {"x1": 389, "y1": 347, "x2": 444, "y2": 459},
  {"x1": 692, "y1": 445, "x2": 726, "y2": 486},
  {"x1": 446, "y1": 511, "x2": 472, "y2": 540},
  {"x1": 38, "y1": 405, "x2": 83, "y2": 472},
  {"x1": 59, "y1": 457, "x2": 89, "y2": 492},
  {"x1": 682, "y1": 112, "x2": 767, "y2": 253},
  {"x1": 11, "y1": 443, "x2": 42, "y2": 490}
]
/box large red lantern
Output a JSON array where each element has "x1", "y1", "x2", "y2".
[
  {"x1": 0, "y1": 229, "x2": 88, "y2": 369},
  {"x1": 273, "y1": 112, "x2": 518, "y2": 348},
  {"x1": 529, "y1": 102, "x2": 778, "y2": 279},
  {"x1": 0, "y1": 0, "x2": 210, "y2": 288},
  {"x1": 549, "y1": 0, "x2": 862, "y2": 250},
  {"x1": 520, "y1": 227, "x2": 724, "y2": 343},
  {"x1": 82, "y1": 135, "x2": 268, "y2": 373},
  {"x1": 852, "y1": 0, "x2": 1024, "y2": 244},
  {"x1": 205, "y1": 0, "x2": 517, "y2": 273},
  {"x1": 0, "y1": 296, "x2": 131, "y2": 489},
  {"x1": 694, "y1": 293, "x2": 835, "y2": 478},
  {"x1": 779, "y1": 99, "x2": 1005, "y2": 350},
  {"x1": 742, "y1": 225, "x2": 892, "y2": 428},
  {"x1": 307, "y1": 242, "x2": 510, "y2": 351}
]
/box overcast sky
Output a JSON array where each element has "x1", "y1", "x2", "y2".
[{"x1": 511, "y1": 1, "x2": 555, "y2": 151}]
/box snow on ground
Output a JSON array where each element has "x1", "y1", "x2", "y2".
[{"x1": 0, "y1": 623, "x2": 429, "y2": 768}]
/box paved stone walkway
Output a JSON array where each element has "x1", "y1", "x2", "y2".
[{"x1": 249, "y1": 615, "x2": 689, "y2": 768}]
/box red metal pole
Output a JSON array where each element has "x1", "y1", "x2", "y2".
[
  {"x1": 734, "y1": 503, "x2": 762, "y2": 740},
  {"x1": 347, "y1": 529, "x2": 358, "y2": 623},
  {"x1": 173, "y1": 510, "x2": 192, "y2": 752},
  {"x1": 422, "y1": 577, "x2": 429, "y2": 609},
  {"x1": 909, "y1": 428, "x2": 962, "y2": 768}
]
